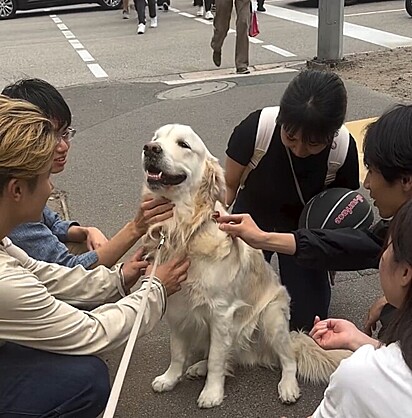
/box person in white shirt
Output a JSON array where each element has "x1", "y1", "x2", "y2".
[
  {"x1": 309, "y1": 197, "x2": 412, "y2": 418},
  {"x1": 0, "y1": 95, "x2": 190, "y2": 417}
]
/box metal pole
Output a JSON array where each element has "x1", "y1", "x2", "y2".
[{"x1": 317, "y1": 0, "x2": 344, "y2": 63}]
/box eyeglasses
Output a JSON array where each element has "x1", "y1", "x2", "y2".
[{"x1": 58, "y1": 127, "x2": 76, "y2": 143}]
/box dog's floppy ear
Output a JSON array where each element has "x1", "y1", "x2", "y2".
[{"x1": 198, "y1": 157, "x2": 226, "y2": 205}]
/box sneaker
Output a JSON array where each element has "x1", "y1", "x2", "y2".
[
  {"x1": 196, "y1": 5, "x2": 204, "y2": 15},
  {"x1": 137, "y1": 23, "x2": 146, "y2": 34},
  {"x1": 162, "y1": 2, "x2": 169, "y2": 11},
  {"x1": 257, "y1": 6, "x2": 266, "y2": 11},
  {"x1": 150, "y1": 16, "x2": 158, "y2": 27},
  {"x1": 236, "y1": 67, "x2": 250, "y2": 74},
  {"x1": 205, "y1": 10, "x2": 213, "y2": 19},
  {"x1": 212, "y1": 50, "x2": 221, "y2": 67},
  {"x1": 122, "y1": 9, "x2": 130, "y2": 18}
]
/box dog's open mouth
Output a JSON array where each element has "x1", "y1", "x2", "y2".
[{"x1": 145, "y1": 165, "x2": 187, "y2": 186}]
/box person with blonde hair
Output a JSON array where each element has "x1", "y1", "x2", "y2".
[
  {"x1": 3, "y1": 78, "x2": 173, "y2": 270},
  {"x1": 0, "y1": 95, "x2": 189, "y2": 417}
]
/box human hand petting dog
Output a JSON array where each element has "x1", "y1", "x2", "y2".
[
  {"x1": 146, "y1": 257, "x2": 190, "y2": 296},
  {"x1": 217, "y1": 213, "x2": 266, "y2": 249},
  {"x1": 134, "y1": 195, "x2": 175, "y2": 238},
  {"x1": 121, "y1": 248, "x2": 190, "y2": 296},
  {"x1": 309, "y1": 316, "x2": 380, "y2": 352}
]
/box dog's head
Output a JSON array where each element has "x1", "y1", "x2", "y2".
[{"x1": 142, "y1": 124, "x2": 225, "y2": 205}]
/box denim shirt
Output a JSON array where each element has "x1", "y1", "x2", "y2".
[{"x1": 8, "y1": 206, "x2": 98, "y2": 268}]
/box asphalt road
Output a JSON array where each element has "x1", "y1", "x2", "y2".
[{"x1": 0, "y1": 1, "x2": 406, "y2": 416}]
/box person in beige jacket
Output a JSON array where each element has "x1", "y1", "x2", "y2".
[{"x1": 0, "y1": 95, "x2": 190, "y2": 417}]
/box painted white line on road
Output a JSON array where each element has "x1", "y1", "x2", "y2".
[
  {"x1": 249, "y1": 37, "x2": 264, "y2": 44},
  {"x1": 263, "y1": 4, "x2": 412, "y2": 48},
  {"x1": 168, "y1": 6, "x2": 180, "y2": 12},
  {"x1": 69, "y1": 39, "x2": 84, "y2": 49},
  {"x1": 62, "y1": 30, "x2": 75, "y2": 39},
  {"x1": 228, "y1": 28, "x2": 236, "y2": 34},
  {"x1": 194, "y1": 17, "x2": 213, "y2": 24},
  {"x1": 179, "y1": 12, "x2": 195, "y2": 17},
  {"x1": 77, "y1": 49, "x2": 95, "y2": 62},
  {"x1": 49, "y1": 15, "x2": 108, "y2": 79},
  {"x1": 345, "y1": 8, "x2": 404, "y2": 17},
  {"x1": 87, "y1": 63, "x2": 108, "y2": 78},
  {"x1": 262, "y1": 44, "x2": 296, "y2": 57}
]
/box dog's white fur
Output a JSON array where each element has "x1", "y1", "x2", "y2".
[{"x1": 141, "y1": 124, "x2": 349, "y2": 408}]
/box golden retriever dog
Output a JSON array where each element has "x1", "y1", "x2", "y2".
[{"x1": 141, "y1": 124, "x2": 349, "y2": 409}]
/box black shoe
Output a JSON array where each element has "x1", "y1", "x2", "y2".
[
  {"x1": 212, "y1": 50, "x2": 221, "y2": 67},
  {"x1": 257, "y1": 6, "x2": 266, "y2": 11},
  {"x1": 163, "y1": 2, "x2": 169, "y2": 11},
  {"x1": 236, "y1": 67, "x2": 250, "y2": 74}
]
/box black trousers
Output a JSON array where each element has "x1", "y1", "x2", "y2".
[
  {"x1": 194, "y1": 0, "x2": 212, "y2": 11},
  {"x1": 264, "y1": 251, "x2": 330, "y2": 331},
  {"x1": 135, "y1": 0, "x2": 156, "y2": 23}
]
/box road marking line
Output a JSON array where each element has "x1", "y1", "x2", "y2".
[
  {"x1": 174, "y1": 5, "x2": 296, "y2": 60},
  {"x1": 345, "y1": 8, "x2": 404, "y2": 17},
  {"x1": 179, "y1": 12, "x2": 195, "y2": 17},
  {"x1": 168, "y1": 6, "x2": 180, "y2": 12},
  {"x1": 69, "y1": 39, "x2": 84, "y2": 49},
  {"x1": 262, "y1": 44, "x2": 296, "y2": 57},
  {"x1": 77, "y1": 50, "x2": 95, "y2": 62},
  {"x1": 249, "y1": 37, "x2": 264, "y2": 44},
  {"x1": 263, "y1": 4, "x2": 412, "y2": 48},
  {"x1": 194, "y1": 17, "x2": 213, "y2": 24},
  {"x1": 62, "y1": 30, "x2": 75, "y2": 39},
  {"x1": 49, "y1": 15, "x2": 108, "y2": 79},
  {"x1": 87, "y1": 63, "x2": 109, "y2": 78}
]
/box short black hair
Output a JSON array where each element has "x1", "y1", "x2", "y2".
[
  {"x1": 363, "y1": 104, "x2": 412, "y2": 183},
  {"x1": 276, "y1": 69, "x2": 347, "y2": 145},
  {"x1": 1, "y1": 78, "x2": 71, "y2": 130}
]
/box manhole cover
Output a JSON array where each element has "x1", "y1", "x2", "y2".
[{"x1": 157, "y1": 81, "x2": 236, "y2": 100}]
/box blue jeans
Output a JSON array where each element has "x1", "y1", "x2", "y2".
[{"x1": 0, "y1": 343, "x2": 110, "y2": 418}]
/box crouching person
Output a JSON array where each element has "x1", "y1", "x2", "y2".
[{"x1": 0, "y1": 95, "x2": 189, "y2": 417}]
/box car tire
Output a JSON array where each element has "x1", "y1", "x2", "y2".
[
  {"x1": 98, "y1": 0, "x2": 122, "y2": 9},
  {"x1": 0, "y1": 0, "x2": 17, "y2": 19},
  {"x1": 406, "y1": 0, "x2": 412, "y2": 17}
]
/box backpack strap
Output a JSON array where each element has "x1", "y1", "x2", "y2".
[
  {"x1": 239, "y1": 106, "x2": 280, "y2": 189},
  {"x1": 325, "y1": 124, "x2": 350, "y2": 186}
]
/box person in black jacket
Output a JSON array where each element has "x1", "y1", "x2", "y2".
[{"x1": 218, "y1": 104, "x2": 412, "y2": 335}]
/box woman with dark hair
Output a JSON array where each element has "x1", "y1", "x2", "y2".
[
  {"x1": 308, "y1": 199, "x2": 412, "y2": 417},
  {"x1": 224, "y1": 69, "x2": 360, "y2": 331},
  {"x1": 219, "y1": 103, "x2": 412, "y2": 336}
]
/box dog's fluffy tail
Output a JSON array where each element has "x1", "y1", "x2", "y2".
[{"x1": 290, "y1": 331, "x2": 351, "y2": 384}]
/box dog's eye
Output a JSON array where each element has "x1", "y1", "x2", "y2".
[{"x1": 177, "y1": 140, "x2": 191, "y2": 149}]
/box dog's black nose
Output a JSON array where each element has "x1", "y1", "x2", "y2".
[{"x1": 144, "y1": 142, "x2": 162, "y2": 156}]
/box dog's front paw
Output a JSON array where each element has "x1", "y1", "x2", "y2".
[
  {"x1": 186, "y1": 360, "x2": 207, "y2": 379},
  {"x1": 197, "y1": 386, "x2": 224, "y2": 408},
  {"x1": 278, "y1": 377, "x2": 301, "y2": 404},
  {"x1": 152, "y1": 373, "x2": 180, "y2": 393}
]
